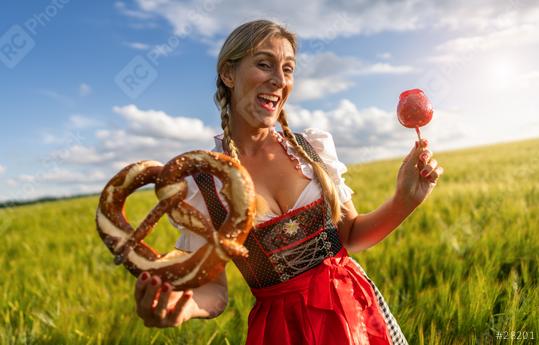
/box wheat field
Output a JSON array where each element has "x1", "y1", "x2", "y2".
[{"x1": 1, "y1": 139, "x2": 538, "y2": 345}]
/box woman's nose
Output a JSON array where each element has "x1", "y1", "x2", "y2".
[{"x1": 270, "y1": 69, "x2": 286, "y2": 88}]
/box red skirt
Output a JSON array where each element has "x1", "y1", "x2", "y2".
[{"x1": 246, "y1": 247, "x2": 392, "y2": 345}]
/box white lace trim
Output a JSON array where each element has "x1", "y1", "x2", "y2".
[
  {"x1": 272, "y1": 128, "x2": 354, "y2": 204},
  {"x1": 271, "y1": 129, "x2": 314, "y2": 180}
]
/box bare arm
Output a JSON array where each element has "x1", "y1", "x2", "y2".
[
  {"x1": 338, "y1": 196, "x2": 417, "y2": 253},
  {"x1": 338, "y1": 139, "x2": 443, "y2": 253},
  {"x1": 134, "y1": 271, "x2": 228, "y2": 328}
]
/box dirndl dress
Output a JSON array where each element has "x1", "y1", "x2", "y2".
[{"x1": 175, "y1": 130, "x2": 409, "y2": 345}]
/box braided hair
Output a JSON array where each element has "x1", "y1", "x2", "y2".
[
  {"x1": 214, "y1": 78, "x2": 240, "y2": 161},
  {"x1": 278, "y1": 110, "x2": 342, "y2": 223}
]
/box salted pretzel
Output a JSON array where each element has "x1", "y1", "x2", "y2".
[{"x1": 96, "y1": 150, "x2": 256, "y2": 290}]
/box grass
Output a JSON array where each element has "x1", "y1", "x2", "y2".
[{"x1": 1, "y1": 138, "x2": 538, "y2": 344}]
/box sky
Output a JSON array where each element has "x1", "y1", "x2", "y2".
[{"x1": 1, "y1": 0, "x2": 538, "y2": 202}]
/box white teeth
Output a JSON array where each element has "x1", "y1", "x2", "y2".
[{"x1": 258, "y1": 94, "x2": 279, "y2": 102}]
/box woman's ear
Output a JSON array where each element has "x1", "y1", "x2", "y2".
[{"x1": 220, "y1": 62, "x2": 235, "y2": 88}]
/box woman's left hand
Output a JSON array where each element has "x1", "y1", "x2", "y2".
[{"x1": 395, "y1": 139, "x2": 444, "y2": 209}]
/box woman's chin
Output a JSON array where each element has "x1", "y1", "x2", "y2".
[{"x1": 251, "y1": 112, "x2": 279, "y2": 128}]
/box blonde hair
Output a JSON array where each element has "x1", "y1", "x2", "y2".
[{"x1": 214, "y1": 19, "x2": 342, "y2": 224}]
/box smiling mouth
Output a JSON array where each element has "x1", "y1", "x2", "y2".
[{"x1": 256, "y1": 93, "x2": 280, "y2": 112}]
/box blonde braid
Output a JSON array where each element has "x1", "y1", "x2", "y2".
[
  {"x1": 278, "y1": 110, "x2": 342, "y2": 224},
  {"x1": 215, "y1": 79, "x2": 269, "y2": 217},
  {"x1": 214, "y1": 80, "x2": 240, "y2": 161}
]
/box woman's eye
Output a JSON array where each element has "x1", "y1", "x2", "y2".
[{"x1": 258, "y1": 62, "x2": 271, "y2": 69}]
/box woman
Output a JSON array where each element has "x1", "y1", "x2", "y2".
[{"x1": 133, "y1": 19, "x2": 443, "y2": 344}]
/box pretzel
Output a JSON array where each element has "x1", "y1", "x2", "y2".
[{"x1": 96, "y1": 150, "x2": 256, "y2": 290}]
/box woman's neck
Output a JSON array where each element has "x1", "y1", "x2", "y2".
[{"x1": 229, "y1": 118, "x2": 274, "y2": 157}]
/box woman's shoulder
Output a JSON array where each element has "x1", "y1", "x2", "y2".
[
  {"x1": 296, "y1": 128, "x2": 339, "y2": 162},
  {"x1": 296, "y1": 128, "x2": 354, "y2": 203}
]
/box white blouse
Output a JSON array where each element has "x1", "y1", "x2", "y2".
[{"x1": 171, "y1": 127, "x2": 354, "y2": 252}]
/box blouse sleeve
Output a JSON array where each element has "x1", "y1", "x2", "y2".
[
  {"x1": 301, "y1": 128, "x2": 354, "y2": 204},
  {"x1": 169, "y1": 176, "x2": 208, "y2": 252}
]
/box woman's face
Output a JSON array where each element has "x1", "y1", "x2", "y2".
[{"x1": 223, "y1": 36, "x2": 295, "y2": 129}]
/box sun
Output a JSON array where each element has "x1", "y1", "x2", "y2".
[{"x1": 484, "y1": 56, "x2": 518, "y2": 89}]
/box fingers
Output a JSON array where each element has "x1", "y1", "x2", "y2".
[
  {"x1": 415, "y1": 137, "x2": 429, "y2": 160},
  {"x1": 404, "y1": 139, "x2": 429, "y2": 165},
  {"x1": 142, "y1": 276, "x2": 161, "y2": 310},
  {"x1": 428, "y1": 165, "x2": 444, "y2": 183},
  {"x1": 403, "y1": 138, "x2": 444, "y2": 183},
  {"x1": 136, "y1": 274, "x2": 162, "y2": 323},
  {"x1": 419, "y1": 158, "x2": 437, "y2": 177},
  {"x1": 419, "y1": 149, "x2": 432, "y2": 164},
  {"x1": 420, "y1": 159, "x2": 444, "y2": 182},
  {"x1": 415, "y1": 139, "x2": 437, "y2": 172},
  {"x1": 135, "y1": 272, "x2": 150, "y2": 302},
  {"x1": 154, "y1": 283, "x2": 172, "y2": 320},
  {"x1": 415, "y1": 138, "x2": 428, "y2": 150},
  {"x1": 167, "y1": 289, "x2": 193, "y2": 326},
  {"x1": 134, "y1": 275, "x2": 191, "y2": 328}
]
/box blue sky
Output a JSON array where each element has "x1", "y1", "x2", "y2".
[{"x1": 1, "y1": 0, "x2": 538, "y2": 202}]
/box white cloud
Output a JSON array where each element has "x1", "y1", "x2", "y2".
[
  {"x1": 132, "y1": 0, "x2": 425, "y2": 39},
  {"x1": 358, "y1": 63, "x2": 415, "y2": 75},
  {"x1": 287, "y1": 100, "x2": 408, "y2": 163},
  {"x1": 75, "y1": 183, "x2": 111, "y2": 194},
  {"x1": 288, "y1": 100, "x2": 405, "y2": 148},
  {"x1": 79, "y1": 83, "x2": 92, "y2": 96},
  {"x1": 11, "y1": 169, "x2": 106, "y2": 185},
  {"x1": 287, "y1": 99, "x2": 469, "y2": 163},
  {"x1": 52, "y1": 145, "x2": 116, "y2": 165},
  {"x1": 19, "y1": 175, "x2": 36, "y2": 183},
  {"x1": 425, "y1": 6, "x2": 539, "y2": 66},
  {"x1": 4, "y1": 104, "x2": 221, "y2": 201},
  {"x1": 41, "y1": 129, "x2": 85, "y2": 146},
  {"x1": 97, "y1": 129, "x2": 159, "y2": 150},
  {"x1": 130, "y1": 0, "x2": 539, "y2": 41},
  {"x1": 430, "y1": 1, "x2": 539, "y2": 32},
  {"x1": 43, "y1": 169, "x2": 106, "y2": 184},
  {"x1": 42, "y1": 133, "x2": 59, "y2": 144},
  {"x1": 434, "y1": 23, "x2": 539, "y2": 58},
  {"x1": 202, "y1": 37, "x2": 225, "y2": 57},
  {"x1": 115, "y1": 1, "x2": 155, "y2": 19},
  {"x1": 2, "y1": 96, "x2": 252, "y2": 200},
  {"x1": 4, "y1": 117, "x2": 212, "y2": 201},
  {"x1": 37, "y1": 105, "x2": 217, "y2": 181},
  {"x1": 69, "y1": 114, "x2": 100, "y2": 129},
  {"x1": 124, "y1": 41, "x2": 151, "y2": 50},
  {"x1": 292, "y1": 52, "x2": 415, "y2": 101},
  {"x1": 37, "y1": 89, "x2": 74, "y2": 107},
  {"x1": 112, "y1": 104, "x2": 216, "y2": 141},
  {"x1": 293, "y1": 77, "x2": 353, "y2": 102},
  {"x1": 520, "y1": 70, "x2": 539, "y2": 81},
  {"x1": 377, "y1": 52, "x2": 392, "y2": 60},
  {"x1": 296, "y1": 52, "x2": 359, "y2": 78},
  {"x1": 0, "y1": 165, "x2": 5, "y2": 175},
  {"x1": 3, "y1": 93, "x2": 528, "y2": 202},
  {"x1": 517, "y1": 70, "x2": 539, "y2": 88}
]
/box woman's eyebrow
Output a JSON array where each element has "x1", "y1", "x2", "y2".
[{"x1": 253, "y1": 51, "x2": 296, "y2": 63}]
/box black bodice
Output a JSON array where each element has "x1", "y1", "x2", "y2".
[{"x1": 194, "y1": 133, "x2": 343, "y2": 288}]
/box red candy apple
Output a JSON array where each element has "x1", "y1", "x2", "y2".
[{"x1": 397, "y1": 88, "x2": 433, "y2": 140}]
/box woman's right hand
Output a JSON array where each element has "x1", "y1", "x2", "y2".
[{"x1": 134, "y1": 272, "x2": 194, "y2": 328}]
